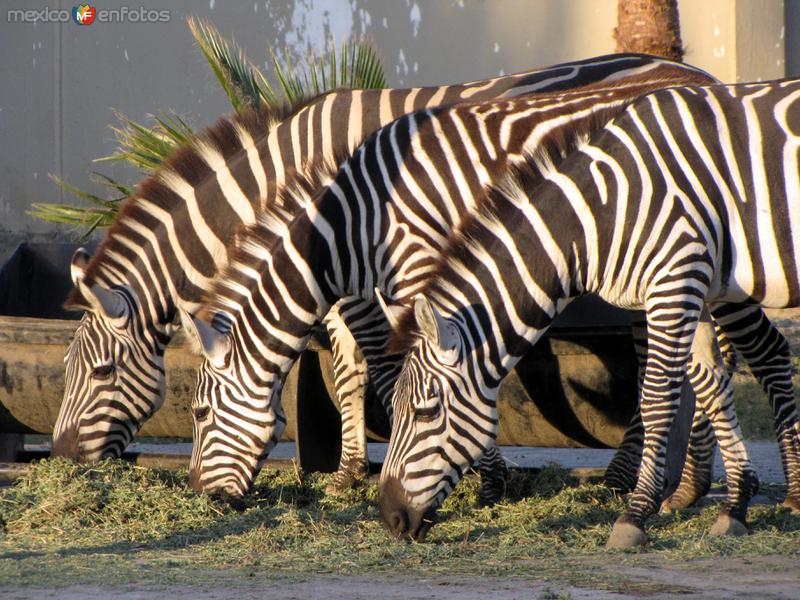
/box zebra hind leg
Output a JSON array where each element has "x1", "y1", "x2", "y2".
[
  {"x1": 661, "y1": 321, "x2": 738, "y2": 511},
  {"x1": 476, "y1": 444, "x2": 509, "y2": 507},
  {"x1": 323, "y1": 309, "x2": 370, "y2": 494},
  {"x1": 602, "y1": 412, "x2": 643, "y2": 493},
  {"x1": 603, "y1": 314, "x2": 646, "y2": 493},
  {"x1": 684, "y1": 319, "x2": 756, "y2": 535},
  {"x1": 607, "y1": 293, "x2": 706, "y2": 550},
  {"x1": 711, "y1": 304, "x2": 800, "y2": 514}
]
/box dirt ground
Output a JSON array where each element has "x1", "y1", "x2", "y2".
[{"x1": 2, "y1": 555, "x2": 799, "y2": 600}]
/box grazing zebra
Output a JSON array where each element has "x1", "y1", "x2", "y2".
[
  {"x1": 185, "y1": 65, "x2": 771, "y2": 507},
  {"x1": 53, "y1": 54, "x2": 690, "y2": 498},
  {"x1": 377, "y1": 79, "x2": 800, "y2": 548}
]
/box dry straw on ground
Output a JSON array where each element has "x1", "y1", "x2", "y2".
[{"x1": 1, "y1": 459, "x2": 797, "y2": 591}]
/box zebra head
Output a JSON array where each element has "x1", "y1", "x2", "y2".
[
  {"x1": 52, "y1": 248, "x2": 168, "y2": 462},
  {"x1": 379, "y1": 294, "x2": 498, "y2": 541},
  {"x1": 185, "y1": 313, "x2": 286, "y2": 504}
]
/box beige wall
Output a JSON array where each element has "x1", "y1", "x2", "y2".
[
  {"x1": 680, "y1": 0, "x2": 786, "y2": 83},
  {"x1": 1, "y1": 0, "x2": 794, "y2": 244}
]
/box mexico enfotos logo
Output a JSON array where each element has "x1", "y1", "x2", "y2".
[{"x1": 7, "y1": 5, "x2": 171, "y2": 24}]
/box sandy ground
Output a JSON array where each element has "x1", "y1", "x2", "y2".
[{"x1": 3, "y1": 556, "x2": 800, "y2": 600}]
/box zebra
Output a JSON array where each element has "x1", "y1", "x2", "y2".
[
  {"x1": 377, "y1": 79, "x2": 800, "y2": 548},
  {"x1": 184, "y1": 65, "x2": 774, "y2": 513},
  {"x1": 53, "y1": 54, "x2": 691, "y2": 499}
]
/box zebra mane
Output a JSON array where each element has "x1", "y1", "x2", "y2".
[
  {"x1": 196, "y1": 151, "x2": 347, "y2": 323},
  {"x1": 65, "y1": 92, "x2": 331, "y2": 311},
  {"x1": 387, "y1": 153, "x2": 551, "y2": 354}
]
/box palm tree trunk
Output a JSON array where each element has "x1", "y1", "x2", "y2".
[{"x1": 614, "y1": 0, "x2": 683, "y2": 62}]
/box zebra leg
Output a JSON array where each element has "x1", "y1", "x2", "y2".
[
  {"x1": 603, "y1": 314, "x2": 646, "y2": 492},
  {"x1": 680, "y1": 313, "x2": 755, "y2": 535},
  {"x1": 322, "y1": 305, "x2": 370, "y2": 494},
  {"x1": 710, "y1": 304, "x2": 800, "y2": 513},
  {"x1": 603, "y1": 411, "x2": 643, "y2": 492},
  {"x1": 607, "y1": 293, "x2": 705, "y2": 549},
  {"x1": 660, "y1": 412, "x2": 715, "y2": 511},
  {"x1": 476, "y1": 444, "x2": 509, "y2": 507},
  {"x1": 662, "y1": 325, "x2": 736, "y2": 511}
]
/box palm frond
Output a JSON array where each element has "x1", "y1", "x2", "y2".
[
  {"x1": 188, "y1": 16, "x2": 275, "y2": 112},
  {"x1": 271, "y1": 38, "x2": 387, "y2": 106},
  {"x1": 31, "y1": 23, "x2": 387, "y2": 239},
  {"x1": 28, "y1": 175, "x2": 126, "y2": 241},
  {"x1": 97, "y1": 112, "x2": 195, "y2": 172}
]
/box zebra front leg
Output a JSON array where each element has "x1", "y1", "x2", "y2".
[
  {"x1": 603, "y1": 411, "x2": 643, "y2": 492},
  {"x1": 607, "y1": 293, "x2": 705, "y2": 549},
  {"x1": 476, "y1": 444, "x2": 509, "y2": 507},
  {"x1": 323, "y1": 307, "x2": 370, "y2": 494},
  {"x1": 710, "y1": 304, "x2": 800, "y2": 513},
  {"x1": 603, "y1": 314, "x2": 646, "y2": 492}
]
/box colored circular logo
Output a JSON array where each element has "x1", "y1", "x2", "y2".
[{"x1": 73, "y1": 4, "x2": 96, "y2": 26}]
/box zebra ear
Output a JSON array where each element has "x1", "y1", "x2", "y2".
[
  {"x1": 70, "y1": 247, "x2": 91, "y2": 284},
  {"x1": 76, "y1": 281, "x2": 129, "y2": 322},
  {"x1": 68, "y1": 247, "x2": 128, "y2": 322},
  {"x1": 188, "y1": 315, "x2": 231, "y2": 368},
  {"x1": 374, "y1": 287, "x2": 405, "y2": 331},
  {"x1": 413, "y1": 294, "x2": 459, "y2": 354}
]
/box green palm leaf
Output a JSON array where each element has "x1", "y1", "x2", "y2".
[
  {"x1": 188, "y1": 16, "x2": 273, "y2": 112},
  {"x1": 28, "y1": 175, "x2": 126, "y2": 242},
  {"x1": 97, "y1": 112, "x2": 195, "y2": 171},
  {"x1": 271, "y1": 38, "x2": 387, "y2": 107},
  {"x1": 30, "y1": 20, "x2": 387, "y2": 237}
]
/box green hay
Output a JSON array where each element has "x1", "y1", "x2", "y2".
[{"x1": 1, "y1": 460, "x2": 798, "y2": 590}]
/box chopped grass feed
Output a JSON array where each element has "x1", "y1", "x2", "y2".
[{"x1": 1, "y1": 459, "x2": 798, "y2": 591}]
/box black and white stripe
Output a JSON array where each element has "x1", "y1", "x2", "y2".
[
  {"x1": 378, "y1": 79, "x2": 800, "y2": 547},
  {"x1": 186, "y1": 63, "x2": 756, "y2": 504},
  {"x1": 53, "y1": 54, "x2": 683, "y2": 489}
]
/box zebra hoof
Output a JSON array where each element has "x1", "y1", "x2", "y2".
[
  {"x1": 660, "y1": 492, "x2": 698, "y2": 514},
  {"x1": 782, "y1": 496, "x2": 800, "y2": 514},
  {"x1": 709, "y1": 514, "x2": 749, "y2": 537},
  {"x1": 325, "y1": 464, "x2": 368, "y2": 495},
  {"x1": 606, "y1": 520, "x2": 647, "y2": 549}
]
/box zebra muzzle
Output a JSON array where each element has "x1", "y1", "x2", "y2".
[{"x1": 378, "y1": 476, "x2": 438, "y2": 541}]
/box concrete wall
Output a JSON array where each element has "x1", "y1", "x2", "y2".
[{"x1": 0, "y1": 0, "x2": 795, "y2": 248}]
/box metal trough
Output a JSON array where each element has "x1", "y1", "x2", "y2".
[{"x1": 0, "y1": 242, "x2": 688, "y2": 475}]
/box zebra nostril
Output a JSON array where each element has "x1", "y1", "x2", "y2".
[
  {"x1": 214, "y1": 489, "x2": 247, "y2": 511},
  {"x1": 388, "y1": 509, "x2": 410, "y2": 538}
]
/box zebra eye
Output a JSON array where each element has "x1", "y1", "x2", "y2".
[
  {"x1": 414, "y1": 403, "x2": 441, "y2": 422},
  {"x1": 91, "y1": 364, "x2": 115, "y2": 379},
  {"x1": 193, "y1": 406, "x2": 211, "y2": 421}
]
